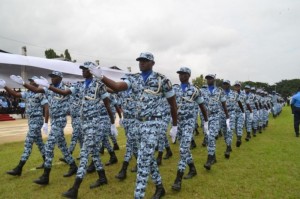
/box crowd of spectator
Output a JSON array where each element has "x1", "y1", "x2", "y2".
[{"x1": 0, "y1": 89, "x2": 26, "y2": 117}]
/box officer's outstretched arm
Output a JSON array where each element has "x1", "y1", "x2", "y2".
[
  {"x1": 101, "y1": 76, "x2": 128, "y2": 92},
  {"x1": 167, "y1": 95, "x2": 177, "y2": 126},
  {"x1": 23, "y1": 83, "x2": 45, "y2": 93},
  {"x1": 4, "y1": 86, "x2": 22, "y2": 98},
  {"x1": 48, "y1": 86, "x2": 72, "y2": 96}
]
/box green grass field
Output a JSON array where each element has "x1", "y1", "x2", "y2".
[{"x1": 1, "y1": 106, "x2": 299, "y2": 199}]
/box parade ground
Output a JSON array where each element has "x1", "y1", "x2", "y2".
[{"x1": 0, "y1": 107, "x2": 299, "y2": 199}]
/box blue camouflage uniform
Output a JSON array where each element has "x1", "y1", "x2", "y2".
[
  {"x1": 69, "y1": 79, "x2": 109, "y2": 179},
  {"x1": 119, "y1": 88, "x2": 139, "y2": 163},
  {"x1": 202, "y1": 85, "x2": 226, "y2": 156},
  {"x1": 173, "y1": 82, "x2": 204, "y2": 172},
  {"x1": 20, "y1": 90, "x2": 48, "y2": 162},
  {"x1": 245, "y1": 90, "x2": 255, "y2": 133},
  {"x1": 43, "y1": 82, "x2": 75, "y2": 169},
  {"x1": 108, "y1": 93, "x2": 119, "y2": 146},
  {"x1": 123, "y1": 70, "x2": 174, "y2": 199},
  {"x1": 157, "y1": 97, "x2": 171, "y2": 154},
  {"x1": 220, "y1": 88, "x2": 239, "y2": 147},
  {"x1": 68, "y1": 82, "x2": 83, "y2": 155},
  {"x1": 235, "y1": 90, "x2": 247, "y2": 138}
]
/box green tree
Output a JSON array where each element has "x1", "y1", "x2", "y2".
[
  {"x1": 44, "y1": 49, "x2": 59, "y2": 59},
  {"x1": 64, "y1": 49, "x2": 72, "y2": 61},
  {"x1": 192, "y1": 74, "x2": 205, "y2": 88}
]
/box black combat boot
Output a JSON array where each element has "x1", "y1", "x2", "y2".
[
  {"x1": 115, "y1": 161, "x2": 129, "y2": 180},
  {"x1": 204, "y1": 154, "x2": 216, "y2": 170},
  {"x1": 62, "y1": 177, "x2": 82, "y2": 199},
  {"x1": 152, "y1": 183, "x2": 165, "y2": 199},
  {"x1": 202, "y1": 136, "x2": 207, "y2": 147},
  {"x1": 63, "y1": 162, "x2": 78, "y2": 177},
  {"x1": 253, "y1": 129, "x2": 257, "y2": 137},
  {"x1": 236, "y1": 136, "x2": 242, "y2": 147},
  {"x1": 87, "y1": 161, "x2": 96, "y2": 173},
  {"x1": 156, "y1": 151, "x2": 163, "y2": 166},
  {"x1": 33, "y1": 167, "x2": 51, "y2": 185},
  {"x1": 184, "y1": 163, "x2": 197, "y2": 179},
  {"x1": 163, "y1": 147, "x2": 173, "y2": 159},
  {"x1": 224, "y1": 145, "x2": 231, "y2": 159},
  {"x1": 105, "y1": 151, "x2": 118, "y2": 166},
  {"x1": 36, "y1": 155, "x2": 45, "y2": 169},
  {"x1": 259, "y1": 126, "x2": 262, "y2": 133},
  {"x1": 90, "y1": 170, "x2": 108, "y2": 189},
  {"x1": 172, "y1": 170, "x2": 184, "y2": 191},
  {"x1": 245, "y1": 132, "x2": 251, "y2": 141},
  {"x1": 6, "y1": 160, "x2": 26, "y2": 176},
  {"x1": 99, "y1": 145, "x2": 104, "y2": 155},
  {"x1": 113, "y1": 143, "x2": 120, "y2": 150},
  {"x1": 190, "y1": 139, "x2": 197, "y2": 149},
  {"x1": 59, "y1": 157, "x2": 67, "y2": 164}
]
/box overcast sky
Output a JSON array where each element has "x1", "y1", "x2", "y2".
[{"x1": 0, "y1": 0, "x2": 299, "y2": 85}]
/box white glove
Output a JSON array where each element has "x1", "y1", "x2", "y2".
[
  {"x1": 226, "y1": 119, "x2": 230, "y2": 130},
  {"x1": 89, "y1": 66, "x2": 103, "y2": 79},
  {"x1": 169, "y1": 126, "x2": 178, "y2": 143},
  {"x1": 0, "y1": 80, "x2": 6, "y2": 88},
  {"x1": 268, "y1": 109, "x2": 271, "y2": 114},
  {"x1": 34, "y1": 76, "x2": 50, "y2": 88},
  {"x1": 10, "y1": 75, "x2": 24, "y2": 85},
  {"x1": 119, "y1": 118, "x2": 123, "y2": 127},
  {"x1": 42, "y1": 123, "x2": 48, "y2": 135},
  {"x1": 203, "y1": 121, "x2": 209, "y2": 134},
  {"x1": 243, "y1": 113, "x2": 246, "y2": 121},
  {"x1": 111, "y1": 124, "x2": 118, "y2": 136},
  {"x1": 250, "y1": 113, "x2": 254, "y2": 120}
]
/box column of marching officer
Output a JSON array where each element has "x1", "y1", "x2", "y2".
[{"x1": 0, "y1": 52, "x2": 285, "y2": 199}]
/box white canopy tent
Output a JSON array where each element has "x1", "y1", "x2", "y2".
[{"x1": 0, "y1": 52, "x2": 129, "y2": 88}]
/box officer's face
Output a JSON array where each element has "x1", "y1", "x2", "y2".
[
  {"x1": 222, "y1": 83, "x2": 230, "y2": 90},
  {"x1": 179, "y1": 73, "x2": 190, "y2": 83},
  {"x1": 206, "y1": 77, "x2": 214, "y2": 85},
  {"x1": 138, "y1": 59, "x2": 154, "y2": 72},
  {"x1": 50, "y1": 76, "x2": 62, "y2": 85},
  {"x1": 234, "y1": 85, "x2": 241, "y2": 91},
  {"x1": 82, "y1": 68, "x2": 92, "y2": 78},
  {"x1": 245, "y1": 88, "x2": 250, "y2": 93}
]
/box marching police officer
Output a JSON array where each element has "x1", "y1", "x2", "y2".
[{"x1": 90, "y1": 52, "x2": 178, "y2": 199}]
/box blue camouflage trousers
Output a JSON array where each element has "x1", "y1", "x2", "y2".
[
  {"x1": 220, "y1": 111, "x2": 235, "y2": 146},
  {"x1": 258, "y1": 110, "x2": 263, "y2": 128},
  {"x1": 245, "y1": 110, "x2": 252, "y2": 133},
  {"x1": 123, "y1": 118, "x2": 139, "y2": 162},
  {"x1": 134, "y1": 120, "x2": 162, "y2": 199},
  {"x1": 44, "y1": 116, "x2": 75, "y2": 168},
  {"x1": 177, "y1": 116, "x2": 195, "y2": 172},
  {"x1": 251, "y1": 109, "x2": 258, "y2": 130},
  {"x1": 68, "y1": 116, "x2": 83, "y2": 154},
  {"x1": 263, "y1": 109, "x2": 268, "y2": 125},
  {"x1": 235, "y1": 112, "x2": 244, "y2": 137},
  {"x1": 207, "y1": 113, "x2": 220, "y2": 156},
  {"x1": 158, "y1": 115, "x2": 170, "y2": 152},
  {"x1": 109, "y1": 115, "x2": 118, "y2": 145},
  {"x1": 100, "y1": 116, "x2": 113, "y2": 153},
  {"x1": 20, "y1": 116, "x2": 45, "y2": 161},
  {"x1": 76, "y1": 117, "x2": 104, "y2": 179}
]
